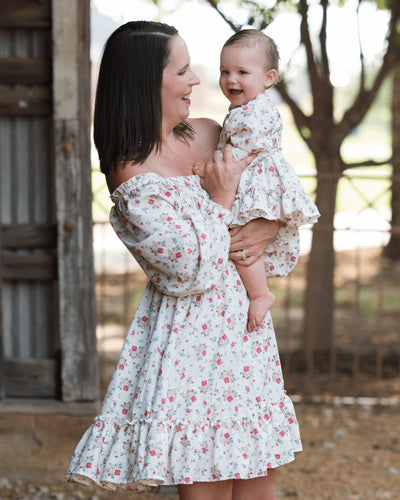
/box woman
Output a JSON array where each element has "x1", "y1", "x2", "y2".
[{"x1": 67, "y1": 21, "x2": 302, "y2": 500}]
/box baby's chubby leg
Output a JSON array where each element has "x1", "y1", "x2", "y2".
[{"x1": 237, "y1": 257, "x2": 275, "y2": 332}]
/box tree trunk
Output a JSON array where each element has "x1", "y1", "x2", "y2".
[
  {"x1": 304, "y1": 155, "x2": 340, "y2": 362},
  {"x1": 384, "y1": 64, "x2": 400, "y2": 259}
]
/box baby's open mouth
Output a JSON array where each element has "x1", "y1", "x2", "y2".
[{"x1": 229, "y1": 89, "x2": 243, "y2": 95}]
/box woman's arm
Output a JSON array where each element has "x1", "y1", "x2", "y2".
[{"x1": 229, "y1": 219, "x2": 280, "y2": 267}]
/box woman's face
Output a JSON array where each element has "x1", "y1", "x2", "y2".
[{"x1": 161, "y1": 36, "x2": 200, "y2": 127}]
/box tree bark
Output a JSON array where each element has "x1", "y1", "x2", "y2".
[
  {"x1": 304, "y1": 156, "x2": 339, "y2": 360},
  {"x1": 384, "y1": 64, "x2": 400, "y2": 259}
]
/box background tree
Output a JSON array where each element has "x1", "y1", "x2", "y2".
[
  {"x1": 384, "y1": 61, "x2": 400, "y2": 259},
  {"x1": 202, "y1": 0, "x2": 400, "y2": 365}
]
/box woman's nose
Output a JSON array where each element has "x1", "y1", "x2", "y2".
[{"x1": 190, "y1": 70, "x2": 201, "y2": 86}]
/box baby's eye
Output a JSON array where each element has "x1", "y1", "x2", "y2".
[
  {"x1": 220, "y1": 70, "x2": 228, "y2": 75},
  {"x1": 239, "y1": 70, "x2": 247, "y2": 75}
]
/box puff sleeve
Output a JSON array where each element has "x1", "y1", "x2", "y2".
[{"x1": 110, "y1": 177, "x2": 233, "y2": 298}]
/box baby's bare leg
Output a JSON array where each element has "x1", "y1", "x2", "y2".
[{"x1": 237, "y1": 257, "x2": 275, "y2": 332}]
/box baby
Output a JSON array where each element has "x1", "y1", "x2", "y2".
[{"x1": 218, "y1": 30, "x2": 320, "y2": 332}]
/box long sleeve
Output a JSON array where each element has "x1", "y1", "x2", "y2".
[{"x1": 110, "y1": 176, "x2": 233, "y2": 298}]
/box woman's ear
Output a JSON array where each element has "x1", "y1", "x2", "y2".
[{"x1": 264, "y1": 69, "x2": 278, "y2": 88}]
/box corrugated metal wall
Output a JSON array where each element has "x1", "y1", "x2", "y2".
[{"x1": 0, "y1": 22, "x2": 58, "y2": 373}]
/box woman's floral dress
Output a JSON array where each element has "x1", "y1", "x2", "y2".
[
  {"x1": 218, "y1": 89, "x2": 320, "y2": 277},
  {"x1": 66, "y1": 173, "x2": 302, "y2": 491}
]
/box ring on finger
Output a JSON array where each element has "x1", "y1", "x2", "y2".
[{"x1": 241, "y1": 249, "x2": 247, "y2": 261}]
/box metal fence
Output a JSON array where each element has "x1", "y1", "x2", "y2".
[{"x1": 92, "y1": 169, "x2": 400, "y2": 401}]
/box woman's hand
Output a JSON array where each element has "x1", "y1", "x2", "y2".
[
  {"x1": 193, "y1": 145, "x2": 255, "y2": 211},
  {"x1": 229, "y1": 218, "x2": 280, "y2": 267}
]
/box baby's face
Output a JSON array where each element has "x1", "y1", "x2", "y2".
[{"x1": 219, "y1": 43, "x2": 274, "y2": 107}]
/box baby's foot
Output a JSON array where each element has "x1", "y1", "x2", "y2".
[{"x1": 247, "y1": 291, "x2": 275, "y2": 332}]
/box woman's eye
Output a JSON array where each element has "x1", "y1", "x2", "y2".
[{"x1": 178, "y1": 70, "x2": 187, "y2": 76}]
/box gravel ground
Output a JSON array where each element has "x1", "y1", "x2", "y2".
[{"x1": 1, "y1": 402, "x2": 399, "y2": 500}]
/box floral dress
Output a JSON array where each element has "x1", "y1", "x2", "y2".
[
  {"x1": 218, "y1": 89, "x2": 320, "y2": 277},
  {"x1": 66, "y1": 173, "x2": 302, "y2": 491}
]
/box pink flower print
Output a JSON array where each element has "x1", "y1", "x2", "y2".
[
  {"x1": 275, "y1": 360, "x2": 280, "y2": 366},
  {"x1": 200, "y1": 233, "x2": 206, "y2": 239},
  {"x1": 118, "y1": 363, "x2": 124, "y2": 370},
  {"x1": 224, "y1": 377, "x2": 230, "y2": 383},
  {"x1": 132, "y1": 345, "x2": 138, "y2": 352},
  {"x1": 256, "y1": 396, "x2": 261, "y2": 403},
  {"x1": 122, "y1": 408, "x2": 128, "y2": 415},
  {"x1": 264, "y1": 413, "x2": 270, "y2": 421},
  {"x1": 169, "y1": 395, "x2": 174, "y2": 402},
  {"x1": 236, "y1": 279, "x2": 242, "y2": 286},
  {"x1": 275, "y1": 454, "x2": 280, "y2": 460},
  {"x1": 221, "y1": 334, "x2": 227, "y2": 340},
  {"x1": 267, "y1": 462, "x2": 272, "y2": 469},
  {"x1": 217, "y1": 358, "x2": 222, "y2": 366},
  {"x1": 201, "y1": 380, "x2": 207, "y2": 386},
  {"x1": 157, "y1": 247, "x2": 164, "y2": 253},
  {"x1": 242, "y1": 453, "x2": 248, "y2": 459},
  {"x1": 202, "y1": 447, "x2": 207, "y2": 453},
  {"x1": 269, "y1": 264, "x2": 275, "y2": 271},
  {"x1": 115, "y1": 470, "x2": 121, "y2": 475},
  {"x1": 161, "y1": 398, "x2": 166, "y2": 404},
  {"x1": 86, "y1": 462, "x2": 92, "y2": 468},
  {"x1": 288, "y1": 417, "x2": 294, "y2": 424},
  {"x1": 167, "y1": 216, "x2": 173, "y2": 221},
  {"x1": 149, "y1": 450, "x2": 156, "y2": 456},
  {"x1": 269, "y1": 166, "x2": 275, "y2": 172},
  {"x1": 243, "y1": 336, "x2": 248, "y2": 342},
  {"x1": 202, "y1": 350, "x2": 207, "y2": 357},
  {"x1": 202, "y1": 324, "x2": 208, "y2": 330},
  {"x1": 244, "y1": 366, "x2": 249, "y2": 372},
  {"x1": 175, "y1": 252, "x2": 182, "y2": 258},
  {"x1": 218, "y1": 258, "x2": 223, "y2": 264},
  {"x1": 191, "y1": 395, "x2": 197, "y2": 402},
  {"x1": 148, "y1": 199, "x2": 154, "y2": 205},
  {"x1": 142, "y1": 316, "x2": 148, "y2": 322},
  {"x1": 290, "y1": 256, "x2": 296, "y2": 262},
  {"x1": 227, "y1": 317, "x2": 231, "y2": 324},
  {"x1": 279, "y1": 401, "x2": 284, "y2": 408},
  {"x1": 256, "y1": 347, "x2": 262, "y2": 354},
  {"x1": 165, "y1": 191, "x2": 171, "y2": 197},
  {"x1": 185, "y1": 478, "x2": 191, "y2": 484},
  {"x1": 258, "y1": 168, "x2": 262, "y2": 174},
  {"x1": 276, "y1": 378, "x2": 282, "y2": 384},
  {"x1": 235, "y1": 473, "x2": 241, "y2": 479},
  {"x1": 224, "y1": 433, "x2": 230, "y2": 439},
  {"x1": 123, "y1": 385, "x2": 129, "y2": 391},
  {"x1": 227, "y1": 396, "x2": 233, "y2": 402},
  {"x1": 280, "y1": 430, "x2": 285, "y2": 437}
]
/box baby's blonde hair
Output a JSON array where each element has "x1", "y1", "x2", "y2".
[{"x1": 222, "y1": 29, "x2": 280, "y2": 83}]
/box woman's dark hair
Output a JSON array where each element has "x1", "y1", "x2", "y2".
[{"x1": 94, "y1": 21, "x2": 194, "y2": 174}]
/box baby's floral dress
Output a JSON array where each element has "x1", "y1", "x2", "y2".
[
  {"x1": 66, "y1": 173, "x2": 302, "y2": 491},
  {"x1": 218, "y1": 89, "x2": 320, "y2": 277}
]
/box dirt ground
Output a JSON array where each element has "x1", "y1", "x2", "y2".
[{"x1": 1, "y1": 402, "x2": 399, "y2": 500}]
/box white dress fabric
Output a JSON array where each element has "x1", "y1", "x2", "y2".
[
  {"x1": 66, "y1": 173, "x2": 302, "y2": 491},
  {"x1": 218, "y1": 90, "x2": 320, "y2": 277}
]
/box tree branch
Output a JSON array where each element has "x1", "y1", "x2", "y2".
[
  {"x1": 203, "y1": 0, "x2": 241, "y2": 32},
  {"x1": 339, "y1": 2, "x2": 400, "y2": 138},
  {"x1": 356, "y1": 0, "x2": 366, "y2": 91},
  {"x1": 298, "y1": 0, "x2": 319, "y2": 102},
  {"x1": 276, "y1": 79, "x2": 311, "y2": 145}
]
